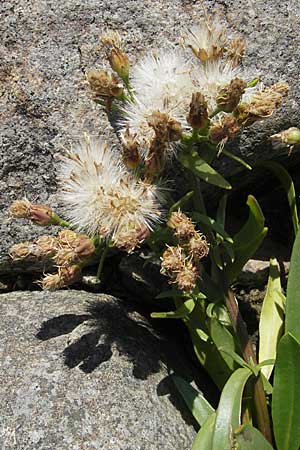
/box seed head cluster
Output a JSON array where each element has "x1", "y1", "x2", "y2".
[{"x1": 161, "y1": 211, "x2": 209, "y2": 292}]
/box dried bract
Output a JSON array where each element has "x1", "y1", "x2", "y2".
[
  {"x1": 187, "y1": 92, "x2": 208, "y2": 129},
  {"x1": 217, "y1": 77, "x2": 247, "y2": 113}
]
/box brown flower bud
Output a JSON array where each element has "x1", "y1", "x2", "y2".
[
  {"x1": 217, "y1": 78, "x2": 247, "y2": 113},
  {"x1": 108, "y1": 48, "x2": 129, "y2": 81},
  {"x1": 187, "y1": 92, "x2": 208, "y2": 129},
  {"x1": 10, "y1": 199, "x2": 54, "y2": 225},
  {"x1": 145, "y1": 140, "x2": 166, "y2": 179},
  {"x1": 167, "y1": 211, "x2": 196, "y2": 240},
  {"x1": 100, "y1": 30, "x2": 122, "y2": 48},
  {"x1": 209, "y1": 116, "x2": 240, "y2": 144},
  {"x1": 86, "y1": 69, "x2": 124, "y2": 99},
  {"x1": 121, "y1": 128, "x2": 141, "y2": 169},
  {"x1": 30, "y1": 204, "x2": 53, "y2": 225},
  {"x1": 148, "y1": 112, "x2": 182, "y2": 143}
]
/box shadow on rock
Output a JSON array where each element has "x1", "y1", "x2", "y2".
[{"x1": 36, "y1": 296, "x2": 169, "y2": 380}]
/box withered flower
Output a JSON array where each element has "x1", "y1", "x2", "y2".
[
  {"x1": 86, "y1": 69, "x2": 124, "y2": 99},
  {"x1": 217, "y1": 78, "x2": 247, "y2": 113},
  {"x1": 167, "y1": 211, "x2": 196, "y2": 240},
  {"x1": 187, "y1": 92, "x2": 209, "y2": 129}
]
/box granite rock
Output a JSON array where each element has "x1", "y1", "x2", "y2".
[
  {"x1": 1, "y1": 0, "x2": 300, "y2": 274},
  {"x1": 0, "y1": 290, "x2": 197, "y2": 450}
]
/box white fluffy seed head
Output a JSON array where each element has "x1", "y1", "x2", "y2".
[
  {"x1": 59, "y1": 136, "x2": 162, "y2": 241},
  {"x1": 119, "y1": 49, "x2": 195, "y2": 158},
  {"x1": 193, "y1": 60, "x2": 241, "y2": 113}
]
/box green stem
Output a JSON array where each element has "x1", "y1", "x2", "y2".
[
  {"x1": 96, "y1": 245, "x2": 109, "y2": 280},
  {"x1": 51, "y1": 213, "x2": 72, "y2": 228}
]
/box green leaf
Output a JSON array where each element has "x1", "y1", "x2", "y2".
[
  {"x1": 225, "y1": 195, "x2": 267, "y2": 284},
  {"x1": 169, "y1": 190, "x2": 194, "y2": 214},
  {"x1": 259, "y1": 161, "x2": 299, "y2": 236},
  {"x1": 285, "y1": 228, "x2": 300, "y2": 341},
  {"x1": 191, "y1": 212, "x2": 233, "y2": 243},
  {"x1": 151, "y1": 298, "x2": 195, "y2": 319},
  {"x1": 217, "y1": 194, "x2": 228, "y2": 228},
  {"x1": 191, "y1": 413, "x2": 216, "y2": 450},
  {"x1": 221, "y1": 147, "x2": 252, "y2": 170},
  {"x1": 234, "y1": 424, "x2": 275, "y2": 449},
  {"x1": 218, "y1": 347, "x2": 252, "y2": 371},
  {"x1": 172, "y1": 375, "x2": 215, "y2": 426},
  {"x1": 272, "y1": 333, "x2": 300, "y2": 450},
  {"x1": 247, "y1": 78, "x2": 260, "y2": 88},
  {"x1": 258, "y1": 258, "x2": 285, "y2": 379},
  {"x1": 178, "y1": 149, "x2": 232, "y2": 189},
  {"x1": 209, "y1": 318, "x2": 240, "y2": 373},
  {"x1": 212, "y1": 367, "x2": 252, "y2": 450}
]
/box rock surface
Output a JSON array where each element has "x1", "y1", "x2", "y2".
[
  {"x1": 0, "y1": 290, "x2": 197, "y2": 450},
  {"x1": 1, "y1": 0, "x2": 300, "y2": 273}
]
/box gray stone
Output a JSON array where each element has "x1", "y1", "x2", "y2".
[
  {"x1": 237, "y1": 258, "x2": 289, "y2": 288},
  {"x1": 0, "y1": 290, "x2": 197, "y2": 450},
  {"x1": 1, "y1": 0, "x2": 299, "y2": 274}
]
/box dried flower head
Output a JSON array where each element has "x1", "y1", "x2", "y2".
[
  {"x1": 167, "y1": 211, "x2": 196, "y2": 240},
  {"x1": 120, "y1": 127, "x2": 141, "y2": 169},
  {"x1": 9, "y1": 242, "x2": 33, "y2": 260},
  {"x1": 86, "y1": 69, "x2": 124, "y2": 99},
  {"x1": 35, "y1": 235, "x2": 58, "y2": 258},
  {"x1": 147, "y1": 111, "x2": 182, "y2": 143},
  {"x1": 59, "y1": 136, "x2": 162, "y2": 250},
  {"x1": 227, "y1": 38, "x2": 246, "y2": 67},
  {"x1": 112, "y1": 224, "x2": 150, "y2": 253},
  {"x1": 9, "y1": 199, "x2": 31, "y2": 218},
  {"x1": 175, "y1": 260, "x2": 199, "y2": 292},
  {"x1": 40, "y1": 265, "x2": 82, "y2": 291},
  {"x1": 182, "y1": 19, "x2": 227, "y2": 62},
  {"x1": 187, "y1": 92, "x2": 209, "y2": 129},
  {"x1": 209, "y1": 115, "x2": 240, "y2": 144},
  {"x1": 188, "y1": 234, "x2": 210, "y2": 262},
  {"x1": 161, "y1": 245, "x2": 185, "y2": 275},
  {"x1": 10, "y1": 199, "x2": 54, "y2": 225},
  {"x1": 216, "y1": 77, "x2": 247, "y2": 112},
  {"x1": 237, "y1": 82, "x2": 289, "y2": 126},
  {"x1": 100, "y1": 30, "x2": 122, "y2": 49}
]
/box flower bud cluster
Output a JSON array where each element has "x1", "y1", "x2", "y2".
[
  {"x1": 9, "y1": 227, "x2": 96, "y2": 290},
  {"x1": 161, "y1": 211, "x2": 209, "y2": 292},
  {"x1": 10, "y1": 199, "x2": 54, "y2": 226}
]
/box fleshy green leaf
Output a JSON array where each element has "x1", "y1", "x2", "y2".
[
  {"x1": 217, "y1": 194, "x2": 228, "y2": 228},
  {"x1": 178, "y1": 150, "x2": 232, "y2": 189},
  {"x1": 272, "y1": 333, "x2": 300, "y2": 450},
  {"x1": 172, "y1": 375, "x2": 215, "y2": 426},
  {"x1": 191, "y1": 212, "x2": 233, "y2": 243},
  {"x1": 234, "y1": 424, "x2": 275, "y2": 449},
  {"x1": 169, "y1": 190, "x2": 194, "y2": 214},
  {"x1": 212, "y1": 368, "x2": 252, "y2": 450},
  {"x1": 191, "y1": 413, "x2": 216, "y2": 450},
  {"x1": 258, "y1": 258, "x2": 285, "y2": 379},
  {"x1": 208, "y1": 319, "x2": 241, "y2": 373},
  {"x1": 225, "y1": 195, "x2": 267, "y2": 284},
  {"x1": 285, "y1": 228, "x2": 300, "y2": 342},
  {"x1": 151, "y1": 298, "x2": 195, "y2": 319},
  {"x1": 221, "y1": 147, "x2": 252, "y2": 170},
  {"x1": 259, "y1": 161, "x2": 299, "y2": 236}
]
